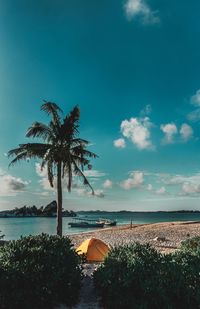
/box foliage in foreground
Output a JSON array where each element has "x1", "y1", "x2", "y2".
[
  {"x1": 94, "y1": 242, "x2": 200, "y2": 309},
  {"x1": 180, "y1": 236, "x2": 200, "y2": 254},
  {"x1": 0, "y1": 234, "x2": 82, "y2": 309}
]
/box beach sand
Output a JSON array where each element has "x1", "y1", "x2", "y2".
[{"x1": 69, "y1": 220, "x2": 200, "y2": 254}]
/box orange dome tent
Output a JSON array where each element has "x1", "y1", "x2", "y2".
[{"x1": 76, "y1": 238, "x2": 110, "y2": 262}]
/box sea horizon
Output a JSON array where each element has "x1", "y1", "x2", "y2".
[{"x1": 1, "y1": 210, "x2": 200, "y2": 241}]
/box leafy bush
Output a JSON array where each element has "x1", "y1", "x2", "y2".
[
  {"x1": 180, "y1": 236, "x2": 200, "y2": 254},
  {"x1": 94, "y1": 243, "x2": 163, "y2": 309},
  {"x1": 160, "y1": 251, "x2": 200, "y2": 308},
  {"x1": 94, "y1": 242, "x2": 200, "y2": 309},
  {"x1": 169, "y1": 251, "x2": 200, "y2": 306},
  {"x1": 0, "y1": 234, "x2": 82, "y2": 309}
]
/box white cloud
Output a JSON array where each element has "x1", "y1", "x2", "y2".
[
  {"x1": 0, "y1": 171, "x2": 29, "y2": 197},
  {"x1": 187, "y1": 89, "x2": 200, "y2": 121},
  {"x1": 182, "y1": 183, "x2": 200, "y2": 195},
  {"x1": 76, "y1": 188, "x2": 104, "y2": 198},
  {"x1": 156, "y1": 186, "x2": 166, "y2": 195},
  {"x1": 159, "y1": 172, "x2": 200, "y2": 196},
  {"x1": 83, "y1": 170, "x2": 106, "y2": 178},
  {"x1": 113, "y1": 138, "x2": 126, "y2": 148},
  {"x1": 40, "y1": 191, "x2": 51, "y2": 196},
  {"x1": 35, "y1": 163, "x2": 105, "y2": 197},
  {"x1": 35, "y1": 163, "x2": 48, "y2": 177},
  {"x1": 124, "y1": 0, "x2": 160, "y2": 25},
  {"x1": 94, "y1": 189, "x2": 105, "y2": 198},
  {"x1": 161, "y1": 123, "x2": 193, "y2": 144},
  {"x1": 121, "y1": 171, "x2": 144, "y2": 190},
  {"x1": 38, "y1": 178, "x2": 55, "y2": 191},
  {"x1": 103, "y1": 179, "x2": 113, "y2": 189},
  {"x1": 34, "y1": 191, "x2": 52, "y2": 197},
  {"x1": 162, "y1": 175, "x2": 185, "y2": 185},
  {"x1": 121, "y1": 117, "x2": 154, "y2": 150},
  {"x1": 0, "y1": 168, "x2": 5, "y2": 175},
  {"x1": 147, "y1": 184, "x2": 153, "y2": 191},
  {"x1": 187, "y1": 109, "x2": 200, "y2": 121},
  {"x1": 35, "y1": 163, "x2": 56, "y2": 191},
  {"x1": 161, "y1": 173, "x2": 200, "y2": 186},
  {"x1": 36, "y1": 163, "x2": 105, "y2": 179},
  {"x1": 35, "y1": 163, "x2": 106, "y2": 191},
  {"x1": 160, "y1": 123, "x2": 178, "y2": 144},
  {"x1": 191, "y1": 89, "x2": 200, "y2": 107},
  {"x1": 180, "y1": 123, "x2": 193, "y2": 142}
]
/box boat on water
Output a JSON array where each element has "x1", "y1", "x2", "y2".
[
  {"x1": 68, "y1": 221, "x2": 104, "y2": 228},
  {"x1": 68, "y1": 217, "x2": 117, "y2": 228},
  {"x1": 98, "y1": 219, "x2": 117, "y2": 227},
  {"x1": 68, "y1": 217, "x2": 104, "y2": 228}
]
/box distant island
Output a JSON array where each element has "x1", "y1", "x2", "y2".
[
  {"x1": 1, "y1": 206, "x2": 200, "y2": 218},
  {"x1": 0, "y1": 201, "x2": 76, "y2": 218},
  {"x1": 77, "y1": 210, "x2": 200, "y2": 214}
]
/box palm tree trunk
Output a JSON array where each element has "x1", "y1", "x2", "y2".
[{"x1": 57, "y1": 161, "x2": 62, "y2": 237}]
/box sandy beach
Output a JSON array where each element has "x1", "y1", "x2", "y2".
[{"x1": 69, "y1": 221, "x2": 200, "y2": 254}]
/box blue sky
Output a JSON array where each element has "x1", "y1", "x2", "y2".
[{"x1": 1, "y1": 0, "x2": 200, "y2": 211}]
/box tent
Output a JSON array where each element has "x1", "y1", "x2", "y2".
[{"x1": 76, "y1": 238, "x2": 110, "y2": 262}]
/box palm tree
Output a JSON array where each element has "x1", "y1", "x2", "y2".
[{"x1": 8, "y1": 102, "x2": 98, "y2": 236}]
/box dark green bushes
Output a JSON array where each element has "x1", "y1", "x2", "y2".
[
  {"x1": 0, "y1": 234, "x2": 82, "y2": 309},
  {"x1": 181, "y1": 236, "x2": 200, "y2": 254},
  {"x1": 94, "y1": 242, "x2": 200, "y2": 309}
]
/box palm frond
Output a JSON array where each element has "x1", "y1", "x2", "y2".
[
  {"x1": 41, "y1": 101, "x2": 62, "y2": 126},
  {"x1": 62, "y1": 156, "x2": 72, "y2": 192},
  {"x1": 26, "y1": 122, "x2": 54, "y2": 142},
  {"x1": 72, "y1": 160, "x2": 94, "y2": 194},
  {"x1": 8, "y1": 143, "x2": 52, "y2": 167},
  {"x1": 39, "y1": 158, "x2": 54, "y2": 188},
  {"x1": 67, "y1": 162, "x2": 72, "y2": 192},
  {"x1": 8, "y1": 152, "x2": 29, "y2": 167},
  {"x1": 71, "y1": 155, "x2": 90, "y2": 167},
  {"x1": 72, "y1": 138, "x2": 90, "y2": 146},
  {"x1": 49, "y1": 120, "x2": 61, "y2": 140},
  {"x1": 8, "y1": 147, "x2": 26, "y2": 157},
  {"x1": 71, "y1": 140, "x2": 89, "y2": 148},
  {"x1": 61, "y1": 106, "x2": 80, "y2": 141},
  {"x1": 47, "y1": 161, "x2": 54, "y2": 188},
  {"x1": 71, "y1": 146, "x2": 98, "y2": 159},
  {"x1": 69, "y1": 105, "x2": 80, "y2": 122}
]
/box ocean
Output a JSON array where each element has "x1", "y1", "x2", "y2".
[{"x1": 1, "y1": 211, "x2": 200, "y2": 240}]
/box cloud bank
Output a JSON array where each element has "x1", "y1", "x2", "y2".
[
  {"x1": 121, "y1": 171, "x2": 144, "y2": 190},
  {"x1": 160, "y1": 123, "x2": 178, "y2": 144},
  {"x1": 0, "y1": 169, "x2": 29, "y2": 196},
  {"x1": 161, "y1": 123, "x2": 193, "y2": 144},
  {"x1": 121, "y1": 117, "x2": 154, "y2": 150},
  {"x1": 124, "y1": 0, "x2": 160, "y2": 25},
  {"x1": 188, "y1": 89, "x2": 200, "y2": 121},
  {"x1": 103, "y1": 179, "x2": 113, "y2": 189}
]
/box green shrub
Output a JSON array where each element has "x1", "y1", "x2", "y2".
[
  {"x1": 94, "y1": 243, "x2": 163, "y2": 309},
  {"x1": 159, "y1": 252, "x2": 200, "y2": 308},
  {"x1": 94, "y1": 242, "x2": 200, "y2": 309},
  {"x1": 180, "y1": 236, "x2": 200, "y2": 254},
  {"x1": 168, "y1": 251, "x2": 200, "y2": 307},
  {"x1": 0, "y1": 234, "x2": 82, "y2": 309}
]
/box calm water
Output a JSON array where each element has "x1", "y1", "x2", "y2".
[{"x1": 1, "y1": 211, "x2": 200, "y2": 240}]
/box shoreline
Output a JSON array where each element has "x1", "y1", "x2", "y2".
[{"x1": 69, "y1": 220, "x2": 200, "y2": 254}]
